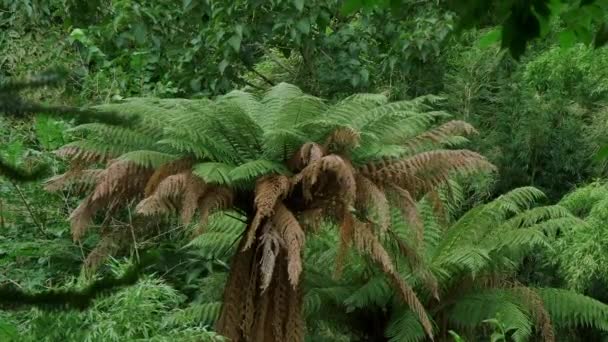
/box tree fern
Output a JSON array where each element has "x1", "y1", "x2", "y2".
[{"x1": 50, "y1": 82, "x2": 494, "y2": 342}]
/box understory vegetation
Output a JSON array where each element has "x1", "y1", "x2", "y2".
[{"x1": 3, "y1": 1, "x2": 608, "y2": 341}]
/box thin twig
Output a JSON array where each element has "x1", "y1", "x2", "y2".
[
  {"x1": 248, "y1": 66, "x2": 275, "y2": 86},
  {"x1": 127, "y1": 206, "x2": 140, "y2": 263},
  {"x1": 10, "y1": 180, "x2": 48, "y2": 237}
]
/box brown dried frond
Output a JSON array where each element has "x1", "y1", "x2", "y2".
[
  {"x1": 55, "y1": 145, "x2": 107, "y2": 164},
  {"x1": 69, "y1": 195, "x2": 102, "y2": 242},
  {"x1": 296, "y1": 154, "x2": 357, "y2": 206},
  {"x1": 297, "y1": 208, "x2": 323, "y2": 232},
  {"x1": 405, "y1": 120, "x2": 477, "y2": 149},
  {"x1": 83, "y1": 230, "x2": 125, "y2": 277},
  {"x1": 259, "y1": 224, "x2": 282, "y2": 292},
  {"x1": 355, "y1": 174, "x2": 390, "y2": 232},
  {"x1": 194, "y1": 186, "x2": 234, "y2": 236},
  {"x1": 387, "y1": 230, "x2": 439, "y2": 299},
  {"x1": 180, "y1": 174, "x2": 208, "y2": 224},
  {"x1": 91, "y1": 159, "x2": 150, "y2": 202},
  {"x1": 324, "y1": 126, "x2": 360, "y2": 153},
  {"x1": 335, "y1": 208, "x2": 354, "y2": 278},
  {"x1": 427, "y1": 190, "x2": 447, "y2": 225},
  {"x1": 288, "y1": 142, "x2": 325, "y2": 171},
  {"x1": 360, "y1": 150, "x2": 494, "y2": 193},
  {"x1": 511, "y1": 285, "x2": 555, "y2": 342},
  {"x1": 284, "y1": 281, "x2": 305, "y2": 342},
  {"x1": 353, "y1": 221, "x2": 434, "y2": 339},
  {"x1": 390, "y1": 184, "x2": 424, "y2": 244},
  {"x1": 44, "y1": 169, "x2": 103, "y2": 193},
  {"x1": 244, "y1": 174, "x2": 290, "y2": 250},
  {"x1": 216, "y1": 239, "x2": 256, "y2": 341},
  {"x1": 144, "y1": 158, "x2": 193, "y2": 196},
  {"x1": 272, "y1": 203, "x2": 305, "y2": 287},
  {"x1": 136, "y1": 172, "x2": 189, "y2": 216}
]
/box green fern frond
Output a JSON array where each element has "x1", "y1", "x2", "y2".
[
  {"x1": 193, "y1": 162, "x2": 236, "y2": 185},
  {"x1": 501, "y1": 205, "x2": 572, "y2": 229},
  {"x1": 538, "y1": 288, "x2": 608, "y2": 331},
  {"x1": 186, "y1": 232, "x2": 239, "y2": 260},
  {"x1": 485, "y1": 228, "x2": 549, "y2": 252},
  {"x1": 205, "y1": 212, "x2": 247, "y2": 235},
  {"x1": 228, "y1": 160, "x2": 289, "y2": 184},
  {"x1": 447, "y1": 290, "x2": 532, "y2": 339},
  {"x1": 489, "y1": 187, "x2": 546, "y2": 215},
  {"x1": 343, "y1": 275, "x2": 392, "y2": 311},
  {"x1": 558, "y1": 181, "x2": 608, "y2": 217},
  {"x1": 117, "y1": 151, "x2": 178, "y2": 169},
  {"x1": 386, "y1": 308, "x2": 429, "y2": 342},
  {"x1": 69, "y1": 123, "x2": 158, "y2": 148},
  {"x1": 166, "y1": 301, "x2": 223, "y2": 327}
]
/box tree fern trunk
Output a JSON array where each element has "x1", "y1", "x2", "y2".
[{"x1": 216, "y1": 224, "x2": 305, "y2": 342}]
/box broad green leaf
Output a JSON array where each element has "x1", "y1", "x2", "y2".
[
  {"x1": 296, "y1": 18, "x2": 310, "y2": 35},
  {"x1": 477, "y1": 28, "x2": 502, "y2": 48},
  {"x1": 227, "y1": 35, "x2": 241, "y2": 52},
  {"x1": 293, "y1": 0, "x2": 304, "y2": 11},
  {"x1": 219, "y1": 59, "x2": 229, "y2": 74},
  {"x1": 0, "y1": 320, "x2": 17, "y2": 341},
  {"x1": 594, "y1": 145, "x2": 608, "y2": 162},
  {"x1": 559, "y1": 30, "x2": 576, "y2": 48}
]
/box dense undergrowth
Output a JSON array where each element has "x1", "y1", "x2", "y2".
[{"x1": 3, "y1": 1, "x2": 608, "y2": 341}]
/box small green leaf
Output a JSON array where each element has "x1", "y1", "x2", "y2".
[
  {"x1": 559, "y1": 30, "x2": 576, "y2": 48},
  {"x1": 477, "y1": 28, "x2": 502, "y2": 48},
  {"x1": 341, "y1": 0, "x2": 363, "y2": 15},
  {"x1": 228, "y1": 35, "x2": 241, "y2": 52},
  {"x1": 293, "y1": 0, "x2": 304, "y2": 11},
  {"x1": 594, "y1": 145, "x2": 608, "y2": 162},
  {"x1": 218, "y1": 59, "x2": 229, "y2": 74},
  {"x1": 594, "y1": 22, "x2": 608, "y2": 48},
  {"x1": 0, "y1": 320, "x2": 17, "y2": 341},
  {"x1": 296, "y1": 18, "x2": 310, "y2": 34}
]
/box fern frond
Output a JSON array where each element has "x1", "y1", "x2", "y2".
[
  {"x1": 538, "y1": 288, "x2": 608, "y2": 331},
  {"x1": 117, "y1": 150, "x2": 178, "y2": 169},
  {"x1": 273, "y1": 203, "x2": 305, "y2": 287},
  {"x1": 186, "y1": 232, "x2": 240, "y2": 259},
  {"x1": 228, "y1": 160, "x2": 289, "y2": 184},
  {"x1": 386, "y1": 308, "x2": 429, "y2": 342},
  {"x1": 343, "y1": 275, "x2": 391, "y2": 310},
  {"x1": 245, "y1": 174, "x2": 291, "y2": 250},
  {"x1": 193, "y1": 162, "x2": 236, "y2": 186},
  {"x1": 167, "y1": 301, "x2": 223, "y2": 327}
]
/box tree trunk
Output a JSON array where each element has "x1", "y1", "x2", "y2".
[{"x1": 216, "y1": 225, "x2": 305, "y2": 342}]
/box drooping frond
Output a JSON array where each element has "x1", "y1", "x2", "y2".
[
  {"x1": 136, "y1": 172, "x2": 189, "y2": 216},
  {"x1": 538, "y1": 288, "x2": 608, "y2": 331},
  {"x1": 355, "y1": 174, "x2": 390, "y2": 232},
  {"x1": 385, "y1": 308, "x2": 429, "y2": 342},
  {"x1": 511, "y1": 286, "x2": 555, "y2": 342},
  {"x1": 404, "y1": 120, "x2": 477, "y2": 151},
  {"x1": 186, "y1": 212, "x2": 245, "y2": 259},
  {"x1": 44, "y1": 168, "x2": 102, "y2": 193},
  {"x1": 352, "y1": 221, "x2": 433, "y2": 338},
  {"x1": 69, "y1": 160, "x2": 152, "y2": 241},
  {"x1": 359, "y1": 150, "x2": 494, "y2": 196},
  {"x1": 272, "y1": 203, "x2": 305, "y2": 287},
  {"x1": 144, "y1": 158, "x2": 194, "y2": 196},
  {"x1": 259, "y1": 223, "x2": 282, "y2": 292},
  {"x1": 195, "y1": 186, "x2": 234, "y2": 235},
  {"x1": 245, "y1": 174, "x2": 291, "y2": 250}
]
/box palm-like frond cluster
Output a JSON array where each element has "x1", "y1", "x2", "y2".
[
  {"x1": 303, "y1": 186, "x2": 608, "y2": 341},
  {"x1": 49, "y1": 83, "x2": 494, "y2": 341}
]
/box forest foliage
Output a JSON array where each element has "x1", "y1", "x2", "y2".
[{"x1": 3, "y1": 1, "x2": 608, "y2": 341}]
